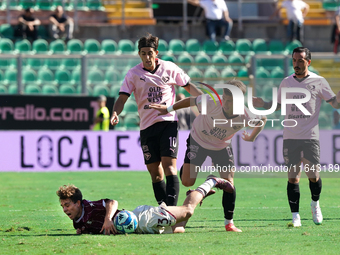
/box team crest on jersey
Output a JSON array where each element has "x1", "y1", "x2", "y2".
[
  {"x1": 87, "y1": 221, "x2": 92, "y2": 225},
  {"x1": 187, "y1": 152, "x2": 197, "y2": 160},
  {"x1": 306, "y1": 84, "x2": 316, "y2": 91},
  {"x1": 142, "y1": 145, "x2": 149, "y2": 152},
  {"x1": 144, "y1": 152, "x2": 152, "y2": 161},
  {"x1": 189, "y1": 145, "x2": 199, "y2": 152},
  {"x1": 162, "y1": 76, "x2": 170, "y2": 83}
]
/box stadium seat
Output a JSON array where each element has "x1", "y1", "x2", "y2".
[
  {"x1": 50, "y1": 39, "x2": 66, "y2": 54},
  {"x1": 42, "y1": 84, "x2": 58, "y2": 94},
  {"x1": 46, "y1": 58, "x2": 62, "y2": 71},
  {"x1": 0, "y1": 58, "x2": 16, "y2": 69},
  {"x1": 204, "y1": 67, "x2": 220, "y2": 80},
  {"x1": 110, "y1": 85, "x2": 121, "y2": 97},
  {"x1": 161, "y1": 54, "x2": 176, "y2": 62},
  {"x1": 177, "y1": 53, "x2": 194, "y2": 70},
  {"x1": 8, "y1": 84, "x2": 18, "y2": 94},
  {"x1": 0, "y1": 38, "x2": 14, "y2": 53},
  {"x1": 0, "y1": 24, "x2": 14, "y2": 39},
  {"x1": 55, "y1": 69, "x2": 72, "y2": 85},
  {"x1": 228, "y1": 53, "x2": 245, "y2": 70},
  {"x1": 118, "y1": 39, "x2": 135, "y2": 54},
  {"x1": 187, "y1": 67, "x2": 203, "y2": 79},
  {"x1": 235, "y1": 39, "x2": 252, "y2": 55},
  {"x1": 61, "y1": 58, "x2": 80, "y2": 70},
  {"x1": 26, "y1": 58, "x2": 46, "y2": 70},
  {"x1": 32, "y1": 39, "x2": 49, "y2": 54},
  {"x1": 84, "y1": 39, "x2": 101, "y2": 54},
  {"x1": 121, "y1": 101, "x2": 138, "y2": 116},
  {"x1": 157, "y1": 39, "x2": 168, "y2": 55},
  {"x1": 59, "y1": 84, "x2": 76, "y2": 94},
  {"x1": 221, "y1": 67, "x2": 236, "y2": 78},
  {"x1": 186, "y1": 39, "x2": 201, "y2": 55},
  {"x1": 202, "y1": 40, "x2": 219, "y2": 55},
  {"x1": 14, "y1": 39, "x2": 31, "y2": 53},
  {"x1": 36, "y1": 0, "x2": 53, "y2": 10},
  {"x1": 237, "y1": 66, "x2": 248, "y2": 77},
  {"x1": 269, "y1": 40, "x2": 285, "y2": 54},
  {"x1": 105, "y1": 68, "x2": 121, "y2": 84},
  {"x1": 0, "y1": 84, "x2": 7, "y2": 94},
  {"x1": 123, "y1": 113, "x2": 140, "y2": 130},
  {"x1": 25, "y1": 84, "x2": 41, "y2": 94},
  {"x1": 285, "y1": 40, "x2": 303, "y2": 52},
  {"x1": 101, "y1": 39, "x2": 118, "y2": 54},
  {"x1": 212, "y1": 53, "x2": 228, "y2": 69},
  {"x1": 252, "y1": 38, "x2": 268, "y2": 53},
  {"x1": 219, "y1": 40, "x2": 235, "y2": 55},
  {"x1": 67, "y1": 39, "x2": 84, "y2": 54},
  {"x1": 93, "y1": 84, "x2": 110, "y2": 96},
  {"x1": 88, "y1": 68, "x2": 105, "y2": 86},
  {"x1": 4, "y1": 68, "x2": 17, "y2": 86},
  {"x1": 194, "y1": 53, "x2": 211, "y2": 70},
  {"x1": 87, "y1": 0, "x2": 105, "y2": 10},
  {"x1": 19, "y1": 0, "x2": 35, "y2": 9},
  {"x1": 22, "y1": 68, "x2": 37, "y2": 84},
  {"x1": 37, "y1": 68, "x2": 56, "y2": 85},
  {"x1": 73, "y1": 0, "x2": 89, "y2": 11},
  {"x1": 270, "y1": 67, "x2": 284, "y2": 79},
  {"x1": 168, "y1": 39, "x2": 185, "y2": 54},
  {"x1": 71, "y1": 69, "x2": 81, "y2": 86}
]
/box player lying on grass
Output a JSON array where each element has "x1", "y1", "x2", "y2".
[
  {"x1": 57, "y1": 175, "x2": 233, "y2": 235},
  {"x1": 150, "y1": 79, "x2": 267, "y2": 232}
]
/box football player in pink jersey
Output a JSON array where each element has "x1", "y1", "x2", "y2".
[
  {"x1": 150, "y1": 79, "x2": 267, "y2": 232},
  {"x1": 57, "y1": 176, "x2": 234, "y2": 235},
  {"x1": 110, "y1": 34, "x2": 202, "y2": 207},
  {"x1": 253, "y1": 47, "x2": 340, "y2": 227}
]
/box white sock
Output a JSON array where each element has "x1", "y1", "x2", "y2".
[
  {"x1": 225, "y1": 219, "x2": 233, "y2": 225},
  {"x1": 196, "y1": 179, "x2": 216, "y2": 196},
  {"x1": 292, "y1": 212, "x2": 300, "y2": 219},
  {"x1": 311, "y1": 200, "x2": 319, "y2": 207}
]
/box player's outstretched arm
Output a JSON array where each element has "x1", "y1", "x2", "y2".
[
  {"x1": 149, "y1": 97, "x2": 196, "y2": 115},
  {"x1": 242, "y1": 116, "x2": 267, "y2": 142},
  {"x1": 183, "y1": 82, "x2": 204, "y2": 96},
  {"x1": 100, "y1": 199, "x2": 119, "y2": 235},
  {"x1": 110, "y1": 94, "x2": 129, "y2": 126},
  {"x1": 329, "y1": 90, "x2": 340, "y2": 109}
]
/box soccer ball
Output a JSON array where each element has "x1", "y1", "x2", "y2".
[{"x1": 114, "y1": 210, "x2": 138, "y2": 234}]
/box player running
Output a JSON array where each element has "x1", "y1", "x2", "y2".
[
  {"x1": 57, "y1": 176, "x2": 234, "y2": 235},
  {"x1": 110, "y1": 33, "x2": 202, "y2": 207},
  {"x1": 150, "y1": 79, "x2": 267, "y2": 232},
  {"x1": 253, "y1": 47, "x2": 340, "y2": 227}
]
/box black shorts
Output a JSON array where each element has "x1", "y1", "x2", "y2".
[
  {"x1": 283, "y1": 139, "x2": 320, "y2": 166},
  {"x1": 140, "y1": 121, "x2": 178, "y2": 164},
  {"x1": 184, "y1": 135, "x2": 235, "y2": 168}
]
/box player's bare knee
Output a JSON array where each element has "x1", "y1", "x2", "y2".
[{"x1": 288, "y1": 178, "x2": 299, "y2": 184}]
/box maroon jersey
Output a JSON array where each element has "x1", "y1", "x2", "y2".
[{"x1": 73, "y1": 199, "x2": 118, "y2": 234}]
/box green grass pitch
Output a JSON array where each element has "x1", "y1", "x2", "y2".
[{"x1": 0, "y1": 172, "x2": 339, "y2": 255}]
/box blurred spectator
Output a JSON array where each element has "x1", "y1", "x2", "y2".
[
  {"x1": 331, "y1": 6, "x2": 340, "y2": 54},
  {"x1": 15, "y1": 8, "x2": 41, "y2": 41},
  {"x1": 92, "y1": 95, "x2": 110, "y2": 131},
  {"x1": 176, "y1": 93, "x2": 196, "y2": 130},
  {"x1": 187, "y1": 0, "x2": 233, "y2": 41},
  {"x1": 271, "y1": 0, "x2": 309, "y2": 43},
  {"x1": 49, "y1": 5, "x2": 74, "y2": 40}
]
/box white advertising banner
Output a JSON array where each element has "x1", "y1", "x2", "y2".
[{"x1": 0, "y1": 130, "x2": 340, "y2": 172}]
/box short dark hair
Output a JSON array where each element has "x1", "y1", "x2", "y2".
[
  {"x1": 25, "y1": 8, "x2": 33, "y2": 13},
  {"x1": 223, "y1": 78, "x2": 247, "y2": 96},
  {"x1": 292, "y1": 47, "x2": 311, "y2": 61},
  {"x1": 57, "y1": 185, "x2": 82, "y2": 204},
  {"x1": 138, "y1": 33, "x2": 159, "y2": 51}
]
